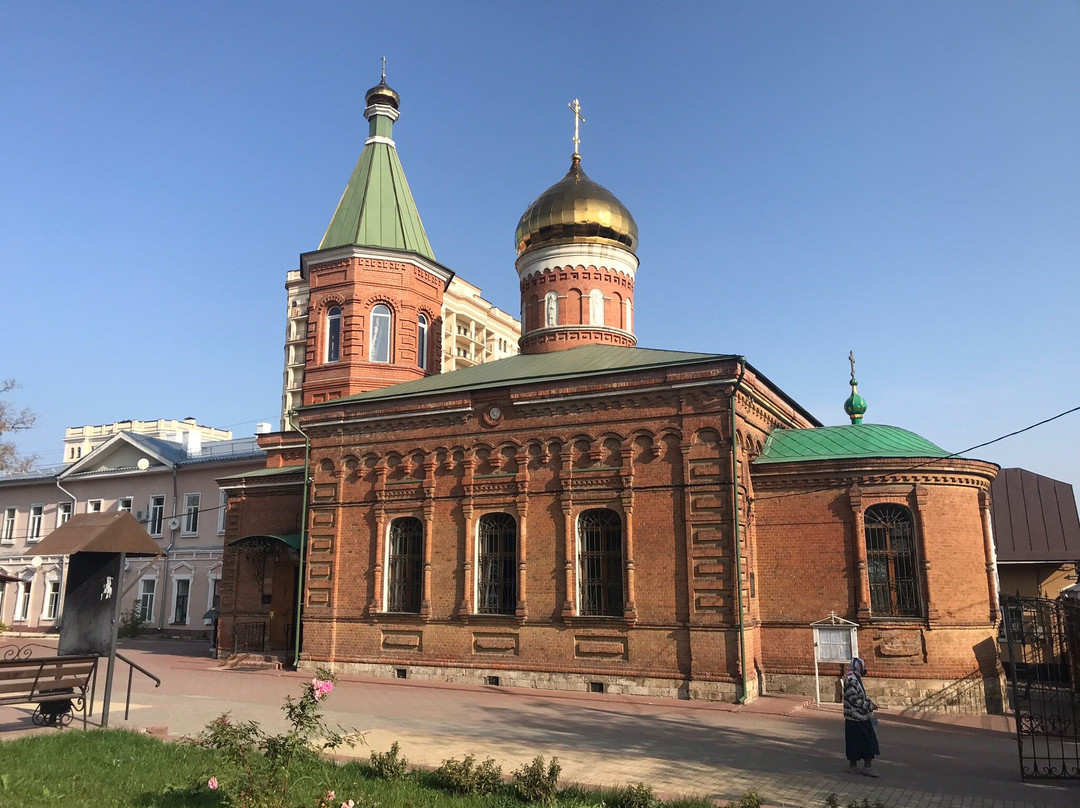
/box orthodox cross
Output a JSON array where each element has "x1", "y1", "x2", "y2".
[
  {"x1": 381, "y1": 56, "x2": 387, "y2": 81},
  {"x1": 569, "y1": 98, "x2": 585, "y2": 156},
  {"x1": 849, "y1": 350, "x2": 856, "y2": 380}
]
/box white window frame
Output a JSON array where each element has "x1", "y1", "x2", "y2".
[
  {"x1": 171, "y1": 576, "x2": 191, "y2": 624},
  {"x1": 28, "y1": 505, "x2": 43, "y2": 541},
  {"x1": 117, "y1": 497, "x2": 133, "y2": 513},
  {"x1": 149, "y1": 495, "x2": 166, "y2": 537},
  {"x1": 138, "y1": 577, "x2": 157, "y2": 622},
  {"x1": 325, "y1": 305, "x2": 342, "y2": 363},
  {"x1": 56, "y1": 501, "x2": 73, "y2": 528},
  {"x1": 417, "y1": 313, "x2": 428, "y2": 370},
  {"x1": 14, "y1": 579, "x2": 31, "y2": 622},
  {"x1": 1, "y1": 507, "x2": 14, "y2": 543},
  {"x1": 371, "y1": 304, "x2": 392, "y2": 363},
  {"x1": 182, "y1": 493, "x2": 200, "y2": 536},
  {"x1": 217, "y1": 489, "x2": 227, "y2": 535},
  {"x1": 87, "y1": 499, "x2": 103, "y2": 513},
  {"x1": 40, "y1": 578, "x2": 60, "y2": 621}
]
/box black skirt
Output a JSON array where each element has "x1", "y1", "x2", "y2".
[{"x1": 845, "y1": 718, "x2": 880, "y2": 762}]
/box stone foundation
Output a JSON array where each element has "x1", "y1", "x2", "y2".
[{"x1": 765, "y1": 672, "x2": 1006, "y2": 714}]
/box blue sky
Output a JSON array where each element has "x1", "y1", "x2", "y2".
[{"x1": 3, "y1": 1, "x2": 1078, "y2": 488}]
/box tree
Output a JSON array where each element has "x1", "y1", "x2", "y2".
[{"x1": 0, "y1": 379, "x2": 37, "y2": 474}]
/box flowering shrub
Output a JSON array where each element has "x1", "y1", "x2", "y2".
[{"x1": 196, "y1": 667, "x2": 360, "y2": 808}]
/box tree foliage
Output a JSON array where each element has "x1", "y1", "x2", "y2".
[{"x1": 0, "y1": 379, "x2": 37, "y2": 474}]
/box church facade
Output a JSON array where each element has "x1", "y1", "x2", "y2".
[{"x1": 219, "y1": 77, "x2": 1003, "y2": 712}]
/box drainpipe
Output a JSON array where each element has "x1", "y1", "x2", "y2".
[
  {"x1": 729, "y1": 357, "x2": 750, "y2": 704},
  {"x1": 159, "y1": 466, "x2": 179, "y2": 632},
  {"x1": 287, "y1": 409, "x2": 311, "y2": 669},
  {"x1": 54, "y1": 478, "x2": 78, "y2": 629}
]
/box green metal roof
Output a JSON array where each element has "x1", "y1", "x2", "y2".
[
  {"x1": 319, "y1": 109, "x2": 434, "y2": 258},
  {"x1": 306, "y1": 344, "x2": 740, "y2": 408},
  {"x1": 754, "y1": 424, "x2": 950, "y2": 465}
]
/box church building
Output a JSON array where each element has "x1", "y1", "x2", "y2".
[{"x1": 219, "y1": 77, "x2": 1003, "y2": 713}]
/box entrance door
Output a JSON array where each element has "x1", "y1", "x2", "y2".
[{"x1": 268, "y1": 559, "x2": 297, "y2": 650}]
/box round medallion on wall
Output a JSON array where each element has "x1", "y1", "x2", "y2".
[{"x1": 481, "y1": 406, "x2": 503, "y2": 426}]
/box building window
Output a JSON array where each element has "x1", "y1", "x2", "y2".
[
  {"x1": 118, "y1": 497, "x2": 133, "y2": 513},
  {"x1": 138, "y1": 578, "x2": 156, "y2": 622},
  {"x1": 87, "y1": 499, "x2": 102, "y2": 513},
  {"x1": 544, "y1": 292, "x2": 558, "y2": 327},
  {"x1": 15, "y1": 580, "x2": 31, "y2": 622},
  {"x1": 371, "y1": 304, "x2": 391, "y2": 363},
  {"x1": 56, "y1": 502, "x2": 73, "y2": 528},
  {"x1": 577, "y1": 509, "x2": 624, "y2": 617},
  {"x1": 182, "y1": 493, "x2": 200, "y2": 535},
  {"x1": 326, "y1": 306, "x2": 341, "y2": 363},
  {"x1": 173, "y1": 578, "x2": 190, "y2": 624},
  {"x1": 865, "y1": 504, "x2": 921, "y2": 617},
  {"x1": 41, "y1": 580, "x2": 60, "y2": 620},
  {"x1": 2, "y1": 508, "x2": 15, "y2": 543},
  {"x1": 417, "y1": 313, "x2": 428, "y2": 370},
  {"x1": 387, "y1": 517, "x2": 423, "y2": 613},
  {"x1": 28, "y1": 505, "x2": 43, "y2": 541},
  {"x1": 477, "y1": 513, "x2": 517, "y2": 615},
  {"x1": 217, "y1": 489, "x2": 227, "y2": 534},
  {"x1": 149, "y1": 495, "x2": 165, "y2": 537}
]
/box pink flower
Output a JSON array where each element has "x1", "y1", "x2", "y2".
[
  {"x1": 341, "y1": 801, "x2": 355, "y2": 808},
  {"x1": 325, "y1": 791, "x2": 335, "y2": 802},
  {"x1": 207, "y1": 776, "x2": 219, "y2": 790},
  {"x1": 311, "y1": 678, "x2": 334, "y2": 700}
]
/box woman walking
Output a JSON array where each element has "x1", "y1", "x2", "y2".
[{"x1": 843, "y1": 656, "x2": 880, "y2": 777}]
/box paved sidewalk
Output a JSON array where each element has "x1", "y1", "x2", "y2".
[{"x1": 2, "y1": 638, "x2": 1079, "y2": 808}]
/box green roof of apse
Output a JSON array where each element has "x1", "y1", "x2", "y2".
[
  {"x1": 319, "y1": 140, "x2": 434, "y2": 258},
  {"x1": 305, "y1": 345, "x2": 740, "y2": 409},
  {"x1": 753, "y1": 424, "x2": 949, "y2": 465}
]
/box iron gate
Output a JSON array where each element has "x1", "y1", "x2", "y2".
[{"x1": 1002, "y1": 595, "x2": 1080, "y2": 779}]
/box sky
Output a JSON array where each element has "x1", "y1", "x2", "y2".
[{"x1": 2, "y1": 1, "x2": 1078, "y2": 488}]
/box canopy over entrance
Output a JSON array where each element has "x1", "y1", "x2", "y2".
[
  {"x1": 32, "y1": 512, "x2": 162, "y2": 557},
  {"x1": 229, "y1": 534, "x2": 302, "y2": 552}
]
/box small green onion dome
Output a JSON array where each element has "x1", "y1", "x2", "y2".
[{"x1": 844, "y1": 379, "x2": 868, "y2": 424}]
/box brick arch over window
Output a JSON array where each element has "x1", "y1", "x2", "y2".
[
  {"x1": 577, "y1": 508, "x2": 624, "y2": 616},
  {"x1": 865, "y1": 504, "x2": 921, "y2": 617}
]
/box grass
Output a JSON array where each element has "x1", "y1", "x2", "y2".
[{"x1": 0, "y1": 729, "x2": 719, "y2": 808}]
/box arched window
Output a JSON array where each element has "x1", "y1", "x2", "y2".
[
  {"x1": 865, "y1": 504, "x2": 921, "y2": 617},
  {"x1": 417, "y1": 313, "x2": 428, "y2": 370},
  {"x1": 371, "y1": 304, "x2": 391, "y2": 363},
  {"x1": 544, "y1": 292, "x2": 558, "y2": 327},
  {"x1": 578, "y1": 508, "x2": 623, "y2": 616},
  {"x1": 325, "y1": 306, "x2": 341, "y2": 363},
  {"x1": 387, "y1": 517, "x2": 423, "y2": 613},
  {"x1": 477, "y1": 513, "x2": 517, "y2": 614}
]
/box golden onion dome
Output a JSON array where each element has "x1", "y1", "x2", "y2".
[
  {"x1": 365, "y1": 78, "x2": 400, "y2": 110},
  {"x1": 515, "y1": 154, "x2": 638, "y2": 256}
]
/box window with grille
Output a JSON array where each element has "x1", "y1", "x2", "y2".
[
  {"x1": 578, "y1": 509, "x2": 624, "y2": 617},
  {"x1": 477, "y1": 513, "x2": 517, "y2": 614},
  {"x1": 387, "y1": 517, "x2": 423, "y2": 613},
  {"x1": 865, "y1": 504, "x2": 921, "y2": 617}
]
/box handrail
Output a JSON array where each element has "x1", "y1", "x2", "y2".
[{"x1": 115, "y1": 652, "x2": 161, "y2": 720}]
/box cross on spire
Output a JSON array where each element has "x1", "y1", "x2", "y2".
[
  {"x1": 381, "y1": 56, "x2": 386, "y2": 81},
  {"x1": 849, "y1": 350, "x2": 856, "y2": 381},
  {"x1": 569, "y1": 98, "x2": 585, "y2": 157}
]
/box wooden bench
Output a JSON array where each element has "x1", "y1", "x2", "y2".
[{"x1": 0, "y1": 654, "x2": 98, "y2": 728}]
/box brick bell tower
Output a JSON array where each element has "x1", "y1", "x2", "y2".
[
  {"x1": 514, "y1": 99, "x2": 639, "y2": 355},
  {"x1": 298, "y1": 70, "x2": 454, "y2": 407}
]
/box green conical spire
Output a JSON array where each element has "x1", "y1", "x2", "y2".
[
  {"x1": 843, "y1": 350, "x2": 868, "y2": 424},
  {"x1": 319, "y1": 69, "x2": 435, "y2": 259}
]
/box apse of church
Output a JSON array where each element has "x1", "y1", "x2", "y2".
[{"x1": 221, "y1": 81, "x2": 1004, "y2": 713}]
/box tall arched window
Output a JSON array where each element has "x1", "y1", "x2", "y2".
[
  {"x1": 477, "y1": 513, "x2": 517, "y2": 614},
  {"x1": 387, "y1": 517, "x2": 423, "y2": 613},
  {"x1": 371, "y1": 304, "x2": 391, "y2": 363},
  {"x1": 417, "y1": 313, "x2": 428, "y2": 370},
  {"x1": 865, "y1": 504, "x2": 921, "y2": 617},
  {"x1": 578, "y1": 508, "x2": 623, "y2": 616},
  {"x1": 325, "y1": 306, "x2": 341, "y2": 363}
]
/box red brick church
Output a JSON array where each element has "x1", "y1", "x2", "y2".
[{"x1": 219, "y1": 77, "x2": 1003, "y2": 712}]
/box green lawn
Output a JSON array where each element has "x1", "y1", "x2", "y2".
[{"x1": 0, "y1": 729, "x2": 723, "y2": 808}]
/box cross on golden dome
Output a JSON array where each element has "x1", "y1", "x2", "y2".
[{"x1": 569, "y1": 98, "x2": 585, "y2": 157}]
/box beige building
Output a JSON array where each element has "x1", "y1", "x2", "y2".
[
  {"x1": 63, "y1": 418, "x2": 234, "y2": 463},
  {"x1": 0, "y1": 428, "x2": 264, "y2": 636}
]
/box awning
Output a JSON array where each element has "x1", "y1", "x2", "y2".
[
  {"x1": 31, "y1": 512, "x2": 162, "y2": 557},
  {"x1": 229, "y1": 534, "x2": 302, "y2": 551},
  {"x1": 0, "y1": 572, "x2": 21, "y2": 584}
]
